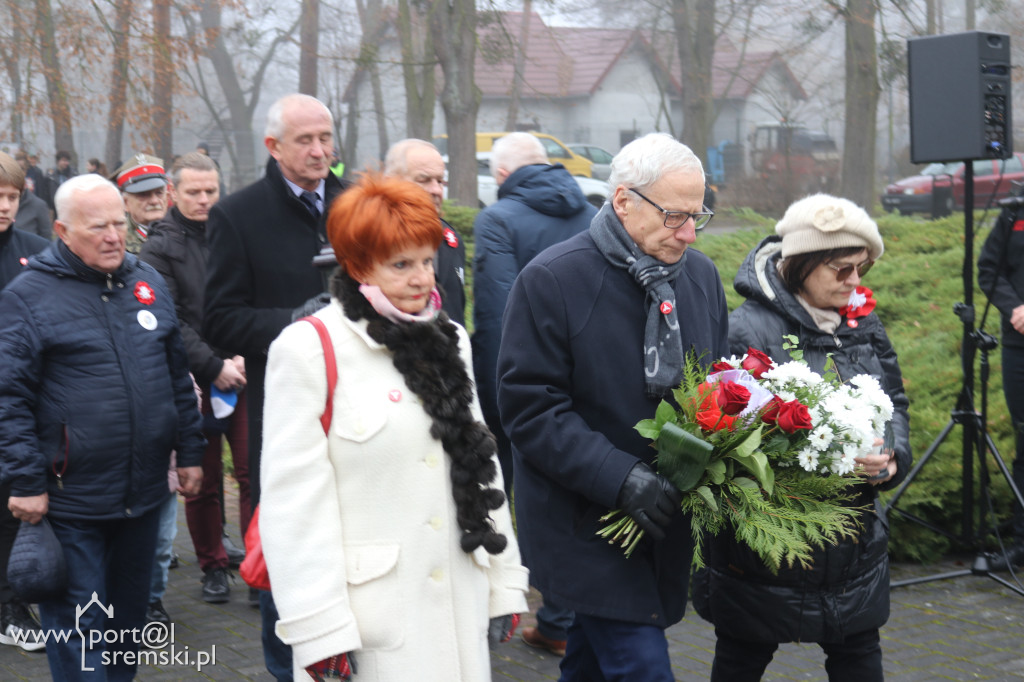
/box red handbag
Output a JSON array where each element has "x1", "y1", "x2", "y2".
[{"x1": 240, "y1": 316, "x2": 337, "y2": 591}]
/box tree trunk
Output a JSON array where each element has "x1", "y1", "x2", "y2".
[
  {"x1": 152, "y1": 0, "x2": 173, "y2": 161},
  {"x1": 430, "y1": 0, "x2": 479, "y2": 208},
  {"x1": 34, "y1": 0, "x2": 75, "y2": 163},
  {"x1": 840, "y1": 0, "x2": 878, "y2": 208},
  {"x1": 504, "y1": 0, "x2": 532, "y2": 131},
  {"x1": 198, "y1": 0, "x2": 257, "y2": 187},
  {"x1": 397, "y1": 0, "x2": 435, "y2": 141},
  {"x1": 105, "y1": 0, "x2": 132, "y2": 170},
  {"x1": 673, "y1": 0, "x2": 716, "y2": 168},
  {"x1": 299, "y1": 0, "x2": 319, "y2": 95},
  {"x1": 355, "y1": 0, "x2": 389, "y2": 161}
]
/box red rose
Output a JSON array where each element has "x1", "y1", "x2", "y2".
[
  {"x1": 696, "y1": 407, "x2": 737, "y2": 432},
  {"x1": 716, "y1": 381, "x2": 751, "y2": 416},
  {"x1": 761, "y1": 395, "x2": 784, "y2": 425},
  {"x1": 742, "y1": 348, "x2": 774, "y2": 379},
  {"x1": 776, "y1": 400, "x2": 813, "y2": 434},
  {"x1": 711, "y1": 361, "x2": 734, "y2": 372}
]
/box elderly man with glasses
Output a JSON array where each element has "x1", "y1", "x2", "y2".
[{"x1": 496, "y1": 133, "x2": 726, "y2": 681}]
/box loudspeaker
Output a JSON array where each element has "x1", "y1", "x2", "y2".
[{"x1": 908, "y1": 31, "x2": 1012, "y2": 164}]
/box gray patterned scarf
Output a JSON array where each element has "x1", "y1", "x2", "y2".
[{"x1": 589, "y1": 203, "x2": 686, "y2": 397}]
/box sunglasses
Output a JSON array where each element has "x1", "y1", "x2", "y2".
[
  {"x1": 825, "y1": 259, "x2": 874, "y2": 281},
  {"x1": 628, "y1": 187, "x2": 714, "y2": 230}
]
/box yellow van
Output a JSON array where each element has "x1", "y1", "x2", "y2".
[{"x1": 434, "y1": 132, "x2": 593, "y2": 178}]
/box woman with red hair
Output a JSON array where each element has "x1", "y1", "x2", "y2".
[{"x1": 258, "y1": 174, "x2": 527, "y2": 681}]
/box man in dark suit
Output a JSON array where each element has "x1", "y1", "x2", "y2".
[{"x1": 203, "y1": 93, "x2": 347, "y2": 682}]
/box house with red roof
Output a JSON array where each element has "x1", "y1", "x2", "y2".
[{"x1": 344, "y1": 11, "x2": 807, "y2": 178}]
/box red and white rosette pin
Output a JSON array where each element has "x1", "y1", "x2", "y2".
[
  {"x1": 659, "y1": 301, "x2": 674, "y2": 315},
  {"x1": 134, "y1": 281, "x2": 156, "y2": 305},
  {"x1": 443, "y1": 228, "x2": 459, "y2": 248},
  {"x1": 388, "y1": 389, "x2": 402, "y2": 402}
]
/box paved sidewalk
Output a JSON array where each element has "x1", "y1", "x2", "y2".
[{"x1": 3, "y1": 495, "x2": 1023, "y2": 680}]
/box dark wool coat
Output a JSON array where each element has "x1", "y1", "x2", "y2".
[
  {"x1": 0, "y1": 226, "x2": 49, "y2": 290},
  {"x1": 0, "y1": 242, "x2": 204, "y2": 520},
  {"x1": 471, "y1": 163, "x2": 596, "y2": 444},
  {"x1": 692, "y1": 234, "x2": 911, "y2": 644},
  {"x1": 978, "y1": 201, "x2": 1024, "y2": 349},
  {"x1": 141, "y1": 206, "x2": 226, "y2": 386},
  {"x1": 437, "y1": 218, "x2": 467, "y2": 327},
  {"x1": 202, "y1": 158, "x2": 347, "y2": 504},
  {"x1": 497, "y1": 229, "x2": 729, "y2": 626}
]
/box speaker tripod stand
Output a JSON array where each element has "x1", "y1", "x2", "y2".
[{"x1": 883, "y1": 162, "x2": 1024, "y2": 596}]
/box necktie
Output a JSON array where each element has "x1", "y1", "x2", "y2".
[{"x1": 300, "y1": 190, "x2": 321, "y2": 217}]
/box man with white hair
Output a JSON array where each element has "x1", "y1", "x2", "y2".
[
  {"x1": 472, "y1": 132, "x2": 597, "y2": 656},
  {"x1": 0, "y1": 174, "x2": 204, "y2": 679},
  {"x1": 497, "y1": 133, "x2": 724, "y2": 679},
  {"x1": 383, "y1": 138, "x2": 467, "y2": 325}
]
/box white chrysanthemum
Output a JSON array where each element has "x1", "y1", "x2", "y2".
[
  {"x1": 832, "y1": 448, "x2": 858, "y2": 475},
  {"x1": 798, "y1": 447, "x2": 819, "y2": 471},
  {"x1": 763, "y1": 361, "x2": 822, "y2": 389},
  {"x1": 808, "y1": 426, "x2": 834, "y2": 450}
]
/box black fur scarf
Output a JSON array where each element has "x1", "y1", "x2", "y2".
[{"x1": 331, "y1": 271, "x2": 508, "y2": 555}]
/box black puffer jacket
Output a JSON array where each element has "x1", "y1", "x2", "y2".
[
  {"x1": 141, "y1": 207, "x2": 226, "y2": 386},
  {"x1": 692, "y1": 235, "x2": 911, "y2": 644},
  {"x1": 978, "y1": 200, "x2": 1024, "y2": 349},
  {"x1": 0, "y1": 241, "x2": 205, "y2": 520}
]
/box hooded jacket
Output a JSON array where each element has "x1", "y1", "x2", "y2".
[
  {"x1": 0, "y1": 241, "x2": 205, "y2": 520},
  {"x1": 692, "y1": 234, "x2": 911, "y2": 643},
  {"x1": 471, "y1": 163, "x2": 597, "y2": 438}
]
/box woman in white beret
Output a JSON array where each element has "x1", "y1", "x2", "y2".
[{"x1": 692, "y1": 194, "x2": 912, "y2": 681}]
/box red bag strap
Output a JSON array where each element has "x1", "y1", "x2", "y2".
[{"x1": 299, "y1": 316, "x2": 337, "y2": 434}]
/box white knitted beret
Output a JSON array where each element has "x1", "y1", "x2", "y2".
[{"x1": 776, "y1": 193, "x2": 884, "y2": 261}]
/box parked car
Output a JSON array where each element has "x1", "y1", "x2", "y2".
[
  {"x1": 469, "y1": 152, "x2": 609, "y2": 209},
  {"x1": 881, "y1": 153, "x2": 1024, "y2": 218},
  {"x1": 567, "y1": 143, "x2": 614, "y2": 180},
  {"x1": 434, "y1": 132, "x2": 593, "y2": 177}
]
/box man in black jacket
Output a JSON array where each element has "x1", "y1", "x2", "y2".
[
  {"x1": 0, "y1": 151, "x2": 49, "y2": 653},
  {"x1": 141, "y1": 151, "x2": 249, "y2": 614},
  {"x1": 383, "y1": 138, "x2": 466, "y2": 325},
  {"x1": 203, "y1": 93, "x2": 347, "y2": 682}
]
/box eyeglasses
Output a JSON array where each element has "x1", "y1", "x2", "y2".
[
  {"x1": 825, "y1": 259, "x2": 874, "y2": 281},
  {"x1": 629, "y1": 187, "x2": 714, "y2": 230}
]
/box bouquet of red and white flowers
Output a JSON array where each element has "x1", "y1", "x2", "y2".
[{"x1": 598, "y1": 337, "x2": 894, "y2": 572}]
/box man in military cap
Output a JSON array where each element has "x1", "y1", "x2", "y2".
[{"x1": 111, "y1": 153, "x2": 169, "y2": 253}]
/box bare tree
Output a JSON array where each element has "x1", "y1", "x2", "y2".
[
  {"x1": 152, "y1": 0, "x2": 173, "y2": 160},
  {"x1": 354, "y1": 0, "x2": 389, "y2": 160},
  {"x1": 430, "y1": 0, "x2": 479, "y2": 207},
  {"x1": 673, "y1": 0, "x2": 716, "y2": 167},
  {"x1": 504, "y1": 0, "x2": 532, "y2": 131},
  {"x1": 179, "y1": 0, "x2": 298, "y2": 188},
  {"x1": 299, "y1": 0, "x2": 319, "y2": 95},
  {"x1": 397, "y1": 0, "x2": 436, "y2": 141},
  {"x1": 104, "y1": 0, "x2": 133, "y2": 169},
  {"x1": 834, "y1": 0, "x2": 878, "y2": 207},
  {"x1": 34, "y1": 0, "x2": 75, "y2": 162}
]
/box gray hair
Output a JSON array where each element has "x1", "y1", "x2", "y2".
[
  {"x1": 264, "y1": 94, "x2": 333, "y2": 140},
  {"x1": 490, "y1": 133, "x2": 548, "y2": 178},
  {"x1": 608, "y1": 133, "x2": 704, "y2": 199},
  {"x1": 54, "y1": 174, "x2": 121, "y2": 221},
  {"x1": 383, "y1": 138, "x2": 441, "y2": 177},
  {"x1": 170, "y1": 151, "x2": 218, "y2": 185}
]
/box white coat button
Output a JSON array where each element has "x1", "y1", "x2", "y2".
[
  {"x1": 429, "y1": 517, "x2": 442, "y2": 530},
  {"x1": 353, "y1": 421, "x2": 365, "y2": 435},
  {"x1": 425, "y1": 454, "x2": 439, "y2": 468},
  {"x1": 431, "y1": 569, "x2": 443, "y2": 582}
]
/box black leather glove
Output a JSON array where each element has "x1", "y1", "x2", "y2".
[
  {"x1": 291, "y1": 292, "x2": 332, "y2": 321},
  {"x1": 616, "y1": 462, "x2": 682, "y2": 541},
  {"x1": 487, "y1": 613, "x2": 520, "y2": 645}
]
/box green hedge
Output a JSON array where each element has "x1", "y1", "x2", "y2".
[{"x1": 450, "y1": 202, "x2": 1017, "y2": 562}]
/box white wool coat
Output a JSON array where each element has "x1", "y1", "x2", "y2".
[{"x1": 260, "y1": 301, "x2": 529, "y2": 681}]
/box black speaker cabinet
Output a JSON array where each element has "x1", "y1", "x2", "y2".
[{"x1": 908, "y1": 31, "x2": 1012, "y2": 164}]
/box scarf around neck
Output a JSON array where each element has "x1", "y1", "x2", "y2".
[
  {"x1": 589, "y1": 203, "x2": 686, "y2": 397},
  {"x1": 331, "y1": 271, "x2": 508, "y2": 555}
]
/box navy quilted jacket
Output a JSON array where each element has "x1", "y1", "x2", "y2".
[{"x1": 0, "y1": 240, "x2": 205, "y2": 520}]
